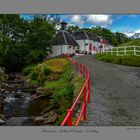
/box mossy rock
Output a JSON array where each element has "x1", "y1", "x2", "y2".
[{"x1": 0, "y1": 68, "x2": 8, "y2": 83}]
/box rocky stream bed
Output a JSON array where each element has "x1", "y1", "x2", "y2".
[{"x1": 0, "y1": 73, "x2": 58, "y2": 126}]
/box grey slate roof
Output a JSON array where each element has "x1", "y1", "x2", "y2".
[
  {"x1": 52, "y1": 30, "x2": 79, "y2": 46},
  {"x1": 72, "y1": 31, "x2": 100, "y2": 42}
]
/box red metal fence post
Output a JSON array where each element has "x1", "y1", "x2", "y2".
[
  {"x1": 83, "y1": 85, "x2": 87, "y2": 120},
  {"x1": 62, "y1": 55, "x2": 91, "y2": 126},
  {"x1": 88, "y1": 74, "x2": 90, "y2": 103},
  {"x1": 78, "y1": 63, "x2": 80, "y2": 71},
  {"x1": 82, "y1": 65, "x2": 84, "y2": 78},
  {"x1": 67, "y1": 110, "x2": 72, "y2": 126}
]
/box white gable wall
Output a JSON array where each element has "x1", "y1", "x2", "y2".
[
  {"x1": 75, "y1": 39, "x2": 101, "y2": 54},
  {"x1": 48, "y1": 45, "x2": 76, "y2": 58},
  {"x1": 75, "y1": 40, "x2": 87, "y2": 52}
]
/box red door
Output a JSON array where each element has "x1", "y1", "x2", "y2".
[{"x1": 89, "y1": 44, "x2": 92, "y2": 52}]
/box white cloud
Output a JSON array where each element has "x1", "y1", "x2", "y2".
[
  {"x1": 86, "y1": 15, "x2": 112, "y2": 26},
  {"x1": 123, "y1": 29, "x2": 140, "y2": 37},
  {"x1": 68, "y1": 14, "x2": 113, "y2": 27},
  {"x1": 71, "y1": 15, "x2": 81, "y2": 23},
  {"x1": 135, "y1": 29, "x2": 140, "y2": 33},
  {"x1": 123, "y1": 31, "x2": 135, "y2": 37},
  {"x1": 70, "y1": 15, "x2": 84, "y2": 26},
  {"x1": 129, "y1": 15, "x2": 138, "y2": 18}
]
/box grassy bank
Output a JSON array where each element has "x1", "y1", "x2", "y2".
[
  {"x1": 23, "y1": 57, "x2": 84, "y2": 125},
  {"x1": 119, "y1": 39, "x2": 140, "y2": 46},
  {"x1": 96, "y1": 54, "x2": 140, "y2": 67}
]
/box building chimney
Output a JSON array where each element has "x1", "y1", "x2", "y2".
[{"x1": 61, "y1": 21, "x2": 67, "y2": 30}]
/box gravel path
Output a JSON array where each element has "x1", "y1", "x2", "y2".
[{"x1": 75, "y1": 55, "x2": 140, "y2": 126}]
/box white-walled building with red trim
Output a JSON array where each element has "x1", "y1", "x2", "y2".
[{"x1": 72, "y1": 31, "x2": 101, "y2": 54}]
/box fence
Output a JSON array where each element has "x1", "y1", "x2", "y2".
[
  {"x1": 61, "y1": 54, "x2": 90, "y2": 126},
  {"x1": 102, "y1": 46, "x2": 140, "y2": 56}
]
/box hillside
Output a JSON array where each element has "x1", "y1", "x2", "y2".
[{"x1": 119, "y1": 39, "x2": 140, "y2": 47}]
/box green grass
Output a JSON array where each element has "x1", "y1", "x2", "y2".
[
  {"x1": 73, "y1": 74, "x2": 85, "y2": 96},
  {"x1": 96, "y1": 53, "x2": 140, "y2": 67},
  {"x1": 120, "y1": 39, "x2": 140, "y2": 46},
  {"x1": 25, "y1": 57, "x2": 85, "y2": 125}
]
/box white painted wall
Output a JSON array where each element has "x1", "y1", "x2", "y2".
[
  {"x1": 75, "y1": 39, "x2": 101, "y2": 54},
  {"x1": 76, "y1": 40, "x2": 87, "y2": 52},
  {"x1": 48, "y1": 45, "x2": 76, "y2": 58}
]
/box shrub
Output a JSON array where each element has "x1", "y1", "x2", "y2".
[
  {"x1": 25, "y1": 50, "x2": 45, "y2": 66},
  {"x1": 43, "y1": 67, "x2": 52, "y2": 76},
  {"x1": 31, "y1": 71, "x2": 39, "y2": 80},
  {"x1": 23, "y1": 65, "x2": 35, "y2": 75},
  {"x1": 50, "y1": 83, "x2": 73, "y2": 108}
]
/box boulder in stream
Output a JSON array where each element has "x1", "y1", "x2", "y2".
[
  {"x1": 0, "y1": 119, "x2": 5, "y2": 125},
  {"x1": 0, "y1": 114, "x2": 5, "y2": 125},
  {"x1": 32, "y1": 87, "x2": 53, "y2": 100},
  {"x1": 14, "y1": 90, "x2": 24, "y2": 98},
  {"x1": 36, "y1": 87, "x2": 46, "y2": 95},
  {"x1": 33, "y1": 111, "x2": 58, "y2": 125}
]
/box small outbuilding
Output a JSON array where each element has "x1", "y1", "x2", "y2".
[{"x1": 48, "y1": 21, "x2": 79, "y2": 58}]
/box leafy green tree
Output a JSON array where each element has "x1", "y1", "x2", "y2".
[
  {"x1": 114, "y1": 32, "x2": 129, "y2": 45},
  {"x1": 67, "y1": 25, "x2": 80, "y2": 34},
  {"x1": 0, "y1": 14, "x2": 57, "y2": 72},
  {"x1": 26, "y1": 16, "x2": 55, "y2": 55}
]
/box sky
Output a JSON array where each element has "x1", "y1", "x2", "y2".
[{"x1": 22, "y1": 14, "x2": 140, "y2": 37}]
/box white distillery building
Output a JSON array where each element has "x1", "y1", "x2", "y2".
[
  {"x1": 72, "y1": 31, "x2": 101, "y2": 54},
  {"x1": 48, "y1": 22, "x2": 79, "y2": 58}
]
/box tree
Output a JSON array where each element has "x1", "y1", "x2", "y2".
[
  {"x1": 27, "y1": 16, "x2": 56, "y2": 55},
  {"x1": 114, "y1": 32, "x2": 129, "y2": 46},
  {"x1": 0, "y1": 14, "x2": 56, "y2": 72},
  {"x1": 67, "y1": 25, "x2": 80, "y2": 34},
  {"x1": 83, "y1": 26, "x2": 129, "y2": 46}
]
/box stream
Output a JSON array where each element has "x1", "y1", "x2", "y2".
[{"x1": 0, "y1": 73, "x2": 36, "y2": 126}]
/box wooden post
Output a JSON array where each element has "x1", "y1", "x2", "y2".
[
  {"x1": 134, "y1": 46, "x2": 136, "y2": 55},
  {"x1": 117, "y1": 48, "x2": 118, "y2": 55},
  {"x1": 124, "y1": 47, "x2": 126, "y2": 55}
]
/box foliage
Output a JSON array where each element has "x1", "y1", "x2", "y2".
[
  {"x1": 67, "y1": 25, "x2": 80, "y2": 34},
  {"x1": 119, "y1": 38, "x2": 140, "y2": 46},
  {"x1": 96, "y1": 54, "x2": 140, "y2": 67},
  {"x1": 24, "y1": 50, "x2": 46, "y2": 65},
  {"x1": 2, "y1": 43, "x2": 29, "y2": 72},
  {"x1": 31, "y1": 71, "x2": 39, "y2": 80},
  {"x1": 23, "y1": 65, "x2": 36, "y2": 75},
  {"x1": 0, "y1": 68, "x2": 8, "y2": 82},
  {"x1": 27, "y1": 58, "x2": 74, "y2": 124},
  {"x1": 82, "y1": 26, "x2": 129, "y2": 46},
  {"x1": 43, "y1": 67, "x2": 52, "y2": 76},
  {"x1": 74, "y1": 74, "x2": 85, "y2": 96},
  {"x1": 0, "y1": 14, "x2": 58, "y2": 72}
]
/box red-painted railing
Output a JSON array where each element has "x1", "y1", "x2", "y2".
[{"x1": 61, "y1": 54, "x2": 90, "y2": 126}]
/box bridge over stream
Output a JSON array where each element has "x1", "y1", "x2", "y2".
[{"x1": 75, "y1": 55, "x2": 140, "y2": 126}]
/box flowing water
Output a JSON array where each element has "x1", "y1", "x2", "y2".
[{"x1": 0, "y1": 74, "x2": 35, "y2": 126}]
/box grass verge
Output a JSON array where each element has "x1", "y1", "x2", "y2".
[
  {"x1": 96, "y1": 53, "x2": 140, "y2": 67},
  {"x1": 23, "y1": 57, "x2": 85, "y2": 125}
]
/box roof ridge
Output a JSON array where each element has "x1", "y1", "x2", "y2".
[
  {"x1": 84, "y1": 30, "x2": 89, "y2": 39},
  {"x1": 62, "y1": 31, "x2": 68, "y2": 45}
]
